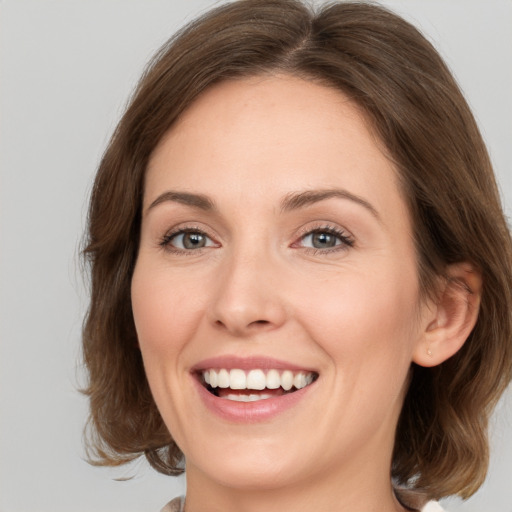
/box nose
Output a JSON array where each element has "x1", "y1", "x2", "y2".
[{"x1": 208, "y1": 248, "x2": 287, "y2": 337}]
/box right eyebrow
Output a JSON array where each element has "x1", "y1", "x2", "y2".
[
  {"x1": 280, "y1": 188, "x2": 380, "y2": 220},
  {"x1": 145, "y1": 191, "x2": 215, "y2": 215}
]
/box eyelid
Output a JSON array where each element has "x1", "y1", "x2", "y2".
[
  {"x1": 157, "y1": 221, "x2": 354, "y2": 255},
  {"x1": 159, "y1": 224, "x2": 220, "y2": 253},
  {"x1": 291, "y1": 223, "x2": 355, "y2": 252}
]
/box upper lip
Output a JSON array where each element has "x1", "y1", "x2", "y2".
[{"x1": 191, "y1": 355, "x2": 316, "y2": 373}]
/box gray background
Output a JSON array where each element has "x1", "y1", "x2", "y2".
[{"x1": 0, "y1": 1, "x2": 510, "y2": 511}]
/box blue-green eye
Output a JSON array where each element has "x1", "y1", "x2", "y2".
[
  {"x1": 162, "y1": 230, "x2": 215, "y2": 250},
  {"x1": 299, "y1": 228, "x2": 354, "y2": 251},
  {"x1": 302, "y1": 231, "x2": 340, "y2": 249}
]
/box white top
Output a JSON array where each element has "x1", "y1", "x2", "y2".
[{"x1": 422, "y1": 501, "x2": 446, "y2": 512}]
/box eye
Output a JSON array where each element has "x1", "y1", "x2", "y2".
[
  {"x1": 160, "y1": 229, "x2": 217, "y2": 251},
  {"x1": 295, "y1": 227, "x2": 354, "y2": 252},
  {"x1": 302, "y1": 231, "x2": 340, "y2": 249}
]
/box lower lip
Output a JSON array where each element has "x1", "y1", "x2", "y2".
[{"x1": 192, "y1": 377, "x2": 315, "y2": 423}]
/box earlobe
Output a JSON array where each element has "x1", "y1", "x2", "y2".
[{"x1": 413, "y1": 263, "x2": 482, "y2": 368}]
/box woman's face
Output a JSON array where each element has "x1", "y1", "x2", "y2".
[{"x1": 132, "y1": 75, "x2": 430, "y2": 491}]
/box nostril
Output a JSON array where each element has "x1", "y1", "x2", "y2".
[
  {"x1": 250, "y1": 320, "x2": 271, "y2": 327},
  {"x1": 213, "y1": 318, "x2": 271, "y2": 334}
]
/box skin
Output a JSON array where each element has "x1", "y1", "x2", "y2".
[{"x1": 131, "y1": 75, "x2": 479, "y2": 512}]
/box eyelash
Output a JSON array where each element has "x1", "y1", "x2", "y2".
[
  {"x1": 159, "y1": 224, "x2": 354, "y2": 255},
  {"x1": 159, "y1": 226, "x2": 218, "y2": 255},
  {"x1": 293, "y1": 225, "x2": 354, "y2": 255}
]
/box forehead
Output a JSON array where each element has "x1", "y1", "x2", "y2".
[{"x1": 144, "y1": 75, "x2": 406, "y2": 223}]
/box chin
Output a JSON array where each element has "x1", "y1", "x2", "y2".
[
  {"x1": 200, "y1": 461, "x2": 299, "y2": 491},
  {"x1": 185, "y1": 437, "x2": 310, "y2": 491}
]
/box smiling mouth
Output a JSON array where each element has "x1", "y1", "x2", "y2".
[{"x1": 199, "y1": 368, "x2": 319, "y2": 402}]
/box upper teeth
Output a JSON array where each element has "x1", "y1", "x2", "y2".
[{"x1": 202, "y1": 368, "x2": 314, "y2": 391}]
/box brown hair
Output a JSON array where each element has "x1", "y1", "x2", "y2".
[{"x1": 82, "y1": 0, "x2": 512, "y2": 500}]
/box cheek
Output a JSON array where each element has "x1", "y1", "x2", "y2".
[
  {"x1": 130, "y1": 259, "x2": 206, "y2": 440},
  {"x1": 131, "y1": 259, "x2": 203, "y2": 365},
  {"x1": 298, "y1": 263, "x2": 421, "y2": 372}
]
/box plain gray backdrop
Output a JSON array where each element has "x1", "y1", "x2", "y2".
[{"x1": 1, "y1": 1, "x2": 511, "y2": 511}]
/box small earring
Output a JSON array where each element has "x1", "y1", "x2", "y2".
[{"x1": 427, "y1": 348, "x2": 433, "y2": 357}]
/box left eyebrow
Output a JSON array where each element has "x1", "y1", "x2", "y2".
[
  {"x1": 145, "y1": 191, "x2": 216, "y2": 215},
  {"x1": 280, "y1": 188, "x2": 380, "y2": 220}
]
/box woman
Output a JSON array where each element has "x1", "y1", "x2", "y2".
[{"x1": 81, "y1": 1, "x2": 512, "y2": 511}]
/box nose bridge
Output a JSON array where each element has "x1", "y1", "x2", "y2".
[{"x1": 209, "y1": 240, "x2": 287, "y2": 335}]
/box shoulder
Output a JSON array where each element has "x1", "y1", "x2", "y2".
[
  {"x1": 396, "y1": 488, "x2": 446, "y2": 512},
  {"x1": 160, "y1": 496, "x2": 185, "y2": 512},
  {"x1": 159, "y1": 496, "x2": 445, "y2": 512},
  {"x1": 422, "y1": 501, "x2": 446, "y2": 512}
]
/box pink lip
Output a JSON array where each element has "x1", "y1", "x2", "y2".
[
  {"x1": 191, "y1": 355, "x2": 314, "y2": 372},
  {"x1": 190, "y1": 355, "x2": 317, "y2": 423},
  {"x1": 192, "y1": 376, "x2": 315, "y2": 423}
]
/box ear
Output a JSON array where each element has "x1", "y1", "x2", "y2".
[{"x1": 413, "y1": 263, "x2": 482, "y2": 368}]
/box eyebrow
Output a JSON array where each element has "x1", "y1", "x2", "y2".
[
  {"x1": 145, "y1": 187, "x2": 379, "y2": 220},
  {"x1": 146, "y1": 191, "x2": 215, "y2": 214},
  {"x1": 280, "y1": 189, "x2": 380, "y2": 219}
]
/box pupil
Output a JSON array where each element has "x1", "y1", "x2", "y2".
[
  {"x1": 184, "y1": 232, "x2": 205, "y2": 249},
  {"x1": 312, "y1": 232, "x2": 336, "y2": 248}
]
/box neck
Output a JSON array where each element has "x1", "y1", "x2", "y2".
[{"x1": 184, "y1": 456, "x2": 407, "y2": 512}]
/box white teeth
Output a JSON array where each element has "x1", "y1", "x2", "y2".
[
  {"x1": 223, "y1": 393, "x2": 273, "y2": 402},
  {"x1": 246, "y1": 369, "x2": 266, "y2": 390},
  {"x1": 229, "y1": 369, "x2": 246, "y2": 389},
  {"x1": 218, "y1": 369, "x2": 230, "y2": 388},
  {"x1": 224, "y1": 394, "x2": 250, "y2": 402},
  {"x1": 201, "y1": 368, "x2": 316, "y2": 392},
  {"x1": 266, "y1": 369, "x2": 281, "y2": 389},
  {"x1": 293, "y1": 372, "x2": 306, "y2": 390},
  {"x1": 281, "y1": 370, "x2": 294, "y2": 391}
]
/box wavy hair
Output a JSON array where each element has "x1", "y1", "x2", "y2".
[{"x1": 82, "y1": 0, "x2": 512, "y2": 500}]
